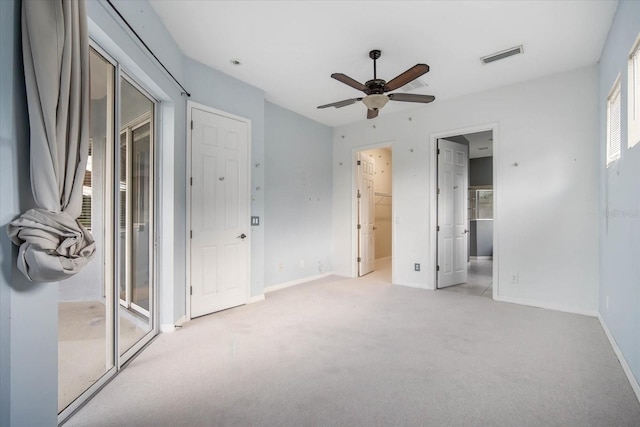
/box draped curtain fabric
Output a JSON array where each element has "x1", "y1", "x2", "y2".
[{"x1": 7, "y1": 0, "x2": 95, "y2": 281}]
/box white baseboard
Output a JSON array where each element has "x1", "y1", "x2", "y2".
[
  {"x1": 265, "y1": 272, "x2": 334, "y2": 293},
  {"x1": 494, "y1": 295, "x2": 598, "y2": 317},
  {"x1": 160, "y1": 315, "x2": 186, "y2": 333},
  {"x1": 470, "y1": 256, "x2": 493, "y2": 260},
  {"x1": 248, "y1": 294, "x2": 265, "y2": 304},
  {"x1": 375, "y1": 256, "x2": 391, "y2": 261},
  {"x1": 598, "y1": 313, "x2": 640, "y2": 403}
]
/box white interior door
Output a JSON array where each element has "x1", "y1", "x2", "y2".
[
  {"x1": 357, "y1": 152, "x2": 375, "y2": 276},
  {"x1": 190, "y1": 107, "x2": 249, "y2": 318},
  {"x1": 437, "y1": 139, "x2": 468, "y2": 288}
]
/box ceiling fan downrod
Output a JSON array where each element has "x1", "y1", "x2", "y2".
[{"x1": 370, "y1": 49, "x2": 381, "y2": 80}]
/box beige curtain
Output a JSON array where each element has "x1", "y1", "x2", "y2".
[{"x1": 7, "y1": 0, "x2": 95, "y2": 281}]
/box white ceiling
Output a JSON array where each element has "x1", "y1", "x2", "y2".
[
  {"x1": 466, "y1": 131, "x2": 493, "y2": 159},
  {"x1": 149, "y1": 0, "x2": 617, "y2": 128}
]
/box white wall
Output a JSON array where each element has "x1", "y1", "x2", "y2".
[
  {"x1": 598, "y1": 0, "x2": 640, "y2": 388},
  {"x1": 333, "y1": 66, "x2": 599, "y2": 315}
]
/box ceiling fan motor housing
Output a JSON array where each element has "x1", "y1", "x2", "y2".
[{"x1": 365, "y1": 79, "x2": 386, "y2": 94}]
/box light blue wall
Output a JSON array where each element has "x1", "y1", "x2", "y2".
[
  {"x1": 0, "y1": 2, "x2": 20, "y2": 422},
  {"x1": 264, "y1": 102, "x2": 333, "y2": 287},
  {"x1": 184, "y1": 58, "x2": 266, "y2": 297},
  {"x1": 1, "y1": 0, "x2": 59, "y2": 425},
  {"x1": 599, "y1": 0, "x2": 640, "y2": 386}
]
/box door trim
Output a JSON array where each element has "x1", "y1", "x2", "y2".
[
  {"x1": 185, "y1": 101, "x2": 252, "y2": 321},
  {"x1": 351, "y1": 142, "x2": 395, "y2": 282},
  {"x1": 429, "y1": 123, "x2": 499, "y2": 299}
]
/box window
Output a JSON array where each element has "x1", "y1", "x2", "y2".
[
  {"x1": 606, "y1": 76, "x2": 621, "y2": 166},
  {"x1": 78, "y1": 139, "x2": 92, "y2": 230},
  {"x1": 629, "y1": 34, "x2": 640, "y2": 148}
]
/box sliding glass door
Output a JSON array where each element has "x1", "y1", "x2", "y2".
[
  {"x1": 58, "y1": 45, "x2": 158, "y2": 422},
  {"x1": 118, "y1": 78, "x2": 154, "y2": 357},
  {"x1": 57, "y1": 47, "x2": 116, "y2": 415}
]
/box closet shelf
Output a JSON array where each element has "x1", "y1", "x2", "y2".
[{"x1": 374, "y1": 192, "x2": 392, "y2": 206}]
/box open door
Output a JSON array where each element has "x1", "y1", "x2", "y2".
[
  {"x1": 357, "y1": 152, "x2": 375, "y2": 276},
  {"x1": 437, "y1": 139, "x2": 469, "y2": 288}
]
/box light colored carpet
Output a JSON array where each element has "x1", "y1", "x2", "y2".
[
  {"x1": 59, "y1": 301, "x2": 151, "y2": 412},
  {"x1": 59, "y1": 301, "x2": 110, "y2": 413},
  {"x1": 65, "y1": 260, "x2": 640, "y2": 426}
]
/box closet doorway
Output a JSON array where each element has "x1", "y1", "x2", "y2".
[
  {"x1": 434, "y1": 129, "x2": 495, "y2": 298},
  {"x1": 355, "y1": 146, "x2": 393, "y2": 280}
]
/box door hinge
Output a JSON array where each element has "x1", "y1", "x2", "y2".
[
  {"x1": 357, "y1": 190, "x2": 361, "y2": 199},
  {"x1": 437, "y1": 265, "x2": 440, "y2": 271},
  {"x1": 437, "y1": 188, "x2": 440, "y2": 195},
  {"x1": 437, "y1": 225, "x2": 440, "y2": 231},
  {"x1": 437, "y1": 148, "x2": 440, "y2": 155},
  {"x1": 190, "y1": 120, "x2": 193, "y2": 130},
  {"x1": 357, "y1": 160, "x2": 361, "y2": 166},
  {"x1": 190, "y1": 230, "x2": 193, "y2": 239},
  {"x1": 357, "y1": 224, "x2": 361, "y2": 229},
  {"x1": 190, "y1": 286, "x2": 193, "y2": 295},
  {"x1": 190, "y1": 177, "x2": 193, "y2": 186},
  {"x1": 357, "y1": 257, "x2": 362, "y2": 263}
]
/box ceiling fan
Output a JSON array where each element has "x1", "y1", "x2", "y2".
[{"x1": 317, "y1": 49, "x2": 435, "y2": 119}]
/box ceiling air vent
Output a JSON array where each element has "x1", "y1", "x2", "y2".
[
  {"x1": 481, "y1": 45, "x2": 524, "y2": 65},
  {"x1": 400, "y1": 78, "x2": 428, "y2": 92}
]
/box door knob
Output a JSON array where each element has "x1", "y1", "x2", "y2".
[
  {"x1": 237, "y1": 233, "x2": 247, "y2": 239},
  {"x1": 463, "y1": 229, "x2": 469, "y2": 234}
]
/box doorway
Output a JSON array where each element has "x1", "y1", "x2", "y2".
[
  {"x1": 435, "y1": 129, "x2": 495, "y2": 297},
  {"x1": 355, "y1": 146, "x2": 393, "y2": 281}
]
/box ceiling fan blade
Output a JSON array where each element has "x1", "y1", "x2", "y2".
[
  {"x1": 367, "y1": 109, "x2": 379, "y2": 119},
  {"x1": 384, "y1": 64, "x2": 430, "y2": 92},
  {"x1": 331, "y1": 73, "x2": 370, "y2": 93},
  {"x1": 388, "y1": 93, "x2": 435, "y2": 103},
  {"x1": 317, "y1": 98, "x2": 362, "y2": 109}
]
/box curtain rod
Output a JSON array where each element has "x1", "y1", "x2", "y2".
[{"x1": 105, "y1": 0, "x2": 191, "y2": 97}]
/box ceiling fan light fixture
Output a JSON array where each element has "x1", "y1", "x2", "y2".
[{"x1": 362, "y1": 94, "x2": 389, "y2": 111}]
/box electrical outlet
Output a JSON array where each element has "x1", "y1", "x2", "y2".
[
  {"x1": 511, "y1": 274, "x2": 519, "y2": 284},
  {"x1": 414, "y1": 263, "x2": 420, "y2": 272},
  {"x1": 605, "y1": 295, "x2": 609, "y2": 310},
  {"x1": 278, "y1": 263, "x2": 283, "y2": 272},
  {"x1": 299, "y1": 259, "x2": 305, "y2": 268}
]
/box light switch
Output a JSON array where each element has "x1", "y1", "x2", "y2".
[{"x1": 251, "y1": 216, "x2": 260, "y2": 226}]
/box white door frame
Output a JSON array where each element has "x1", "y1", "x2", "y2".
[
  {"x1": 351, "y1": 141, "x2": 395, "y2": 282},
  {"x1": 185, "y1": 100, "x2": 252, "y2": 321},
  {"x1": 429, "y1": 123, "x2": 499, "y2": 299}
]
